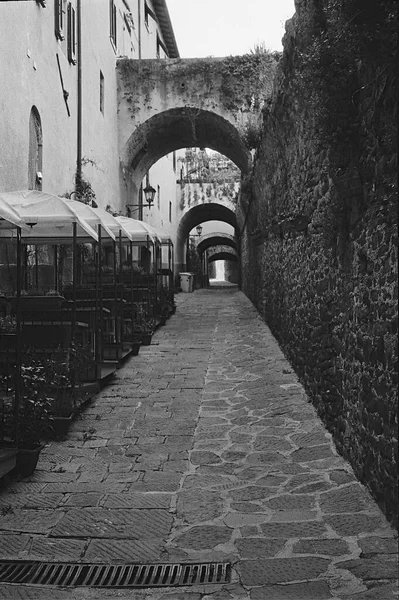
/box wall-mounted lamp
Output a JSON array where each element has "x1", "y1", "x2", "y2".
[
  {"x1": 196, "y1": 224, "x2": 203, "y2": 237},
  {"x1": 127, "y1": 183, "x2": 156, "y2": 213},
  {"x1": 143, "y1": 183, "x2": 156, "y2": 207}
]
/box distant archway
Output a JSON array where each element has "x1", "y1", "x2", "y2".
[
  {"x1": 208, "y1": 251, "x2": 238, "y2": 263},
  {"x1": 176, "y1": 203, "x2": 237, "y2": 272}
]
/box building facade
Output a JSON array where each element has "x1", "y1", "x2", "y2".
[{"x1": 0, "y1": 0, "x2": 179, "y2": 239}]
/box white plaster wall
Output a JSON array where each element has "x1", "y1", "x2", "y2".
[
  {"x1": 141, "y1": 153, "x2": 178, "y2": 235},
  {"x1": 78, "y1": 0, "x2": 126, "y2": 210},
  {"x1": 0, "y1": 2, "x2": 77, "y2": 194},
  {"x1": 0, "y1": 0, "x2": 179, "y2": 246}
]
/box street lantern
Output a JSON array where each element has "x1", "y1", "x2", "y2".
[
  {"x1": 143, "y1": 184, "x2": 156, "y2": 208},
  {"x1": 196, "y1": 224, "x2": 203, "y2": 237}
]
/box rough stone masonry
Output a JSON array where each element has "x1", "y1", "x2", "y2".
[{"x1": 238, "y1": 0, "x2": 398, "y2": 528}]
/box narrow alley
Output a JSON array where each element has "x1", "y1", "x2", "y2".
[{"x1": 0, "y1": 288, "x2": 397, "y2": 600}]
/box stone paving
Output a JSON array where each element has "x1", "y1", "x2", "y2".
[{"x1": 0, "y1": 287, "x2": 397, "y2": 600}]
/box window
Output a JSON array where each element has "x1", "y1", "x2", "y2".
[
  {"x1": 144, "y1": 1, "x2": 156, "y2": 29},
  {"x1": 173, "y1": 151, "x2": 177, "y2": 172},
  {"x1": 55, "y1": 0, "x2": 65, "y2": 40},
  {"x1": 169, "y1": 201, "x2": 172, "y2": 222},
  {"x1": 156, "y1": 33, "x2": 169, "y2": 59},
  {"x1": 67, "y1": 3, "x2": 76, "y2": 64},
  {"x1": 28, "y1": 107, "x2": 43, "y2": 191},
  {"x1": 109, "y1": 0, "x2": 117, "y2": 49},
  {"x1": 157, "y1": 185, "x2": 160, "y2": 209},
  {"x1": 100, "y1": 71, "x2": 104, "y2": 113}
]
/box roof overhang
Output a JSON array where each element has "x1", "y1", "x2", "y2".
[{"x1": 152, "y1": 0, "x2": 180, "y2": 58}]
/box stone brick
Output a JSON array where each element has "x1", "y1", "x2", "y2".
[
  {"x1": 236, "y1": 537, "x2": 286, "y2": 558},
  {"x1": 50, "y1": 508, "x2": 172, "y2": 539},
  {"x1": 336, "y1": 557, "x2": 399, "y2": 580},
  {"x1": 344, "y1": 583, "x2": 399, "y2": 600},
  {"x1": 83, "y1": 538, "x2": 164, "y2": 562},
  {"x1": 293, "y1": 538, "x2": 349, "y2": 556},
  {"x1": 102, "y1": 493, "x2": 172, "y2": 509},
  {"x1": 290, "y1": 430, "x2": 332, "y2": 447},
  {"x1": 319, "y1": 484, "x2": 371, "y2": 514},
  {"x1": 0, "y1": 534, "x2": 30, "y2": 558},
  {"x1": 230, "y1": 486, "x2": 270, "y2": 501},
  {"x1": 177, "y1": 490, "x2": 224, "y2": 523},
  {"x1": 291, "y1": 445, "x2": 335, "y2": 462},
  {"x1": 250, "y1": 581, "x2": 333, "y2": 599},
  {"x1": 28, "y1": 537, "x2": 87, "y2": 561},
  {"x1": 237, "y1": 556, "x2": 330, "y2": 585},
  {"x1": 260, "y1": 521, "x2": 327, "y2": 538},
  {"x1": 253, "y1": 436, "x2": 293, "y2": 452},
  {"x1": 358, "y1": 536, "x2": 399, "y2": 556},
  {"x1": 264, "y1": 493, "x2": 316, "y2": 510},
  {"x1": 325, "y1": 513, "x2": 390, "y2": 536},
  {"x1": 0, "y1": 509, "x2": 63, "y2": 534},
  {"x1": 173, "y1": 525, "x2": 232, "y2": 550}
]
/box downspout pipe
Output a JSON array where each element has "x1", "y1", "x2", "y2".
[
  {"x1": 76, "y1": 0, "x2": 82, "y2": 187},
  {"x1": 138, "y1": 0, "x2": 142, "y2": 59}
]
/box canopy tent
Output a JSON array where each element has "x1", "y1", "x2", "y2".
[
  {"x1": 0, "y1": 191, "x2": 98, "y2": 243},
  {"x1": 91, "y1": 208, "x2": 134, "y2": 242},
  {"x1": 115, "y1": 216, "x2": 160, "y2": 244},
  {"x1": 152, "y1": 228, "x2": 172, "y2": 244},
  {"x1": 63, "y1": 200, "x2": 116, "y2": 242},
  {"x1": 0, "y1": 197, "x2": 27, "y2": 230}
]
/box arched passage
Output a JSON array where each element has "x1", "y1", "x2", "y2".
[
  {"x1": 197, "y1": 233, "x2": 237, "y2": 253},
  {"x1": 120, "y1": 108, "x2": 250, "y2": 203},
  {"x1": 176, "y1": 203, "x2": 237, "y2": 272},
  {"x1": 208, "y1": 252, "x2": 238, "y2": 263}
]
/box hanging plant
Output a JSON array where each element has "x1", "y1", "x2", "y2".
[{"x1": 74, "y1": 173, "x2": 97, "y2": 206}]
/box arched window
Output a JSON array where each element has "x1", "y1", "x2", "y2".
[{"x1": 28, "y1": 106, "x2": 43, "y2": 190}]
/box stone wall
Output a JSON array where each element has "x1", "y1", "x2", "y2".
[{"x1": 238, "y1": 0, "x2": 398, "y2": 527}]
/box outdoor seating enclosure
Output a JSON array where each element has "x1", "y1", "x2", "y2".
[{"x1": 0, "y1": 191, "x2": 174, "y2": 455}]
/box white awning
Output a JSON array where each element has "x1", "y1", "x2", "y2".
[
  {"x1": 64, "y1": 200, "x2": 116, "y2": 241},
  {"x1": 0, "y1": 190, "x2": 98, "y2": 242},
  {"x1": 92, "y1": 208, "x2": 134, "y2": 242},
  {"x1": 0, "y1": 196, "x2": 26, "y2": 229},
  {"x1": 115, "y1": 216, "x2": 158, "y2": 243}
]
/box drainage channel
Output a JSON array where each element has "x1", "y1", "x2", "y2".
[{"x1": 0, "y1": 561, "x2": 231, "y2": 588}]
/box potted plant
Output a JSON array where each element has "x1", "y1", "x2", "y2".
[
  {"x1": 132, "y1": 303, "x2": 156, "y2": 345},
  {"x1": 15, "y1": 358, "x2": 53, "y2": 476},
  {"x1": 122, "y1": 319, "x2": 141, "y2": 355},
  {"x1": 41, "y1": 347, "x2": 77, "y2": 438},
  {"x1": 0, "y1": 315, "x2": 16, "y2": 335},
  {"x1": 11, "y1": 289, "x2": 64, "y2": 311}
]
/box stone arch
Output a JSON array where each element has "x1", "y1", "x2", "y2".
[
  {"x1": 208, "y1": 251, "x2": 238, "y2": 263},
  {"x1": 176, "y1": 203, "x2": 237, "y2": 272},
  {"x1": 120, "y1": 107, "x2": 250, "y2": 202},
  {"x1": 197, "y1": 233, "x2": 237, "y2": 253},
  {"x1": 28, "y1": 106, "x2": 43, "y2": 190}
]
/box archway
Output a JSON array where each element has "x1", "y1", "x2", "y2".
[
  {"x1": 176, "y1": 203, "x2": 237, "y2": 273},
  {"x1": 120, "y1": 108, "x2": 250, "y2": 204}
]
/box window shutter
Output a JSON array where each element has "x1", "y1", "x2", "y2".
[
  {"x1": 55, "y1": 0, "x2": 64, "y2": 39},
  {"x1": 67, "y1": 4, "x2": 72, "y2": 60},
  {"x1": 113, "y1": 4, "x2": 117, "y2": 46},
  {"x1": 109, "y1": 0, "x2": 117, "y2": 48},
  {"x1": 67, "y1": 3, "x2": 76, "y2": 64}
]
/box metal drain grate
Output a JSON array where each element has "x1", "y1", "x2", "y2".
[{"x1": 0, "y1": 561, "x2": 231, "y2": 588}]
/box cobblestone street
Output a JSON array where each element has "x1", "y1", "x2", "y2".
[{"x1": 0, "y1": 287, "x2": 397, "y2": 600}]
